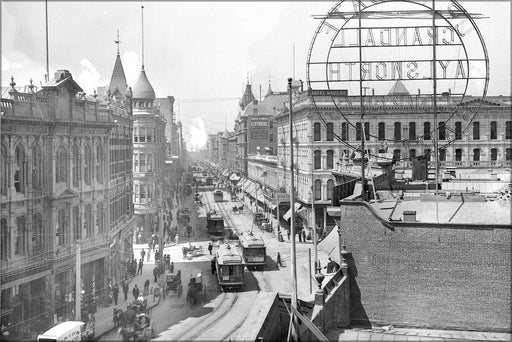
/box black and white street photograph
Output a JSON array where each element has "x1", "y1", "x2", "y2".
[{"x1": 1, "y1": 1, "x2": 511, "y2": 341}]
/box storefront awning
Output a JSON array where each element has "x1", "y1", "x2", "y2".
[{"x1": 283, "y1": 203, "x2": 302, "y2": 221}]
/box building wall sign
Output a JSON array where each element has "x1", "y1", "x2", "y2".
[{"x1": 306, "y1": 0, "x2": 489, "y2": 153}]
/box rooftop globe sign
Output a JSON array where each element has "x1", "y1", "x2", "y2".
[{"x1": 306, "y1": 0, "x2": 489, "y2": 149}]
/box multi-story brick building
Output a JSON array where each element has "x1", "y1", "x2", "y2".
[
  {"x1": 1, "y1": 68, "x2": 132, "y2": 335},
  {"x1": 276, "y1": 84, "x2": 511, "y2": 234}
]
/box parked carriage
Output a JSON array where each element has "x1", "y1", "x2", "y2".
[
  {"x1": 215, "y1": 242, "x2": 245, "y2": 291},
  {"x1": 238, "y1": 231, "x2": 266, "y2": 270}
]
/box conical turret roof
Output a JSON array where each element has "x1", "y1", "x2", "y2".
[
  {"x1": 239, "y1": 82, "x2": 255, "y2": 110},
  {"x1": 109, "y1": 54, "x2": 128, "y2": 96},
  {"x1": 133, "y1": 68, "x2": 155, "y2": 99}
]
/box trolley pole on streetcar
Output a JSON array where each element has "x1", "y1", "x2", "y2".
[{"x1": 288, "y1": 78, "x2": 299, "y2": 341}]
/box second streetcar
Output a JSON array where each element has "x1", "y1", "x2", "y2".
[
  {"x1": 238, "y1": 231, "x2": 266, "y2": 270},
  {"x1": 215, "y1": 242, "x2": 245, "y2": 291}
]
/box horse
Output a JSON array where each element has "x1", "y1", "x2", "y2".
[
  {"x1": 117, "y1": 327, "x2": 137, "y2": 342},
  {"x1": 186, "y1": 284, "x2": 198, "y2": 305},
  {"x1": 118, "y1": 308, "x2": 136, "y2": 328}
]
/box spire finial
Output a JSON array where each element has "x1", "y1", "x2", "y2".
[
  {"x1": 10, "y1": 76, "x2": 16, "y2": 89},
  {"x1": 115, "y1": 29, "x2": 121, "y2": 55},
  {"x1": 29, "y1": 78, "x2": 35, "y2": 93},
  {"x1": 141, "y1": 6, "x2": 145, "y2": 71}
]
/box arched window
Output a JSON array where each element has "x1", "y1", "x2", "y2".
[
  {"x1": 84, "y1": 204, "x2": 92, "y2": 237},
  {"x1": 313, "y1": 123, "x2": 321, "y2": 141},
  {"x1": 364, "y1": 122, "x2": 370, "y2": 140},
  {"x1": 490, "y1": 121, "x2": 497, "y2": 140},
  {"x1": 326, "y1": 150, "x2": 334, "y2": 169},
  {"x1": 394, "y1": 122, "x2": 401, "y2": 141},
  {"x1": 473, "y1": 148, "x2": 480, "y2": 161},
  {"x1": 424, "y1": 148, "x2": 431, "y2": 161},
  {"x1": 506, "y1": 148, "x2": 512, "y2": 161},
  {"x1": 356, "y1": 122, "x2": 362, "y2": 141},
  {"x1": 341, "y1": 122, "x2": 349, "y2": 141},
  {"x1": 96, "y1": 145, "x2": 103, "y2": 183},
  {"x1": 393, "y1": 149, "x2": 401, "y2": 163},
  {"x1": 33, "y1": 213, "x2": 43, "y2": 253},
  {"x1": 439, "y1": 148, "x2": 446, "y2": 161},
  {"x1": 1, "y1": 144, "x2": 7, "y2": 196},
  {"x1": 409, "y1": 122, "x2": 416, "y2": 140},
  {"x1": 473, "y1": 121, "x2": 480, "y2": 140},
  {"x1": 1, "y1": 218, "x2": 10, "y2": 260},
  {"x1": 14, "y1": 144, "x2": 26, "y2": 193},
  {"x1": 84, "y1": 144, "x2": 92, "y2": 185},
  {"x1": 314, "y1": 179, "x2": 322, "y2": 200},
  {"x1": 506, "y1": 121, "x2": 511, "y2": 139},
  {"x1": 409, "y1": 149, "x2": 416, "y2": 159},
  {"x1": 378, "y1": 122, "x2": 385, "y2": 141},
  {"x1": 72, "y1": 144, "x2": 79, "y2": 187},
  {"x1": 455, "y1": 122, "x2": 462, "y2": 140},
  {"x1": 56, "y1": 145, "x2": 67, "y2": 184},
  {"x1": 490, "y1": 148, "x2": 498, "y2": 161},
  {"x1": 423, "y1": 122, "x2": 431, "y2": 140},
  {"x1": 32, "y1": 144, "x2": 42, "y2": 192},
  {"x1": 326, "y1": 123, "x2": 334, "y2": 141},
  {"x1": 314, "y1": 150, "x2": 321, "y2": 170},
  {"x1": 15, "y1": 216, "x2": 27, "y2": 255},
  {"x1": 455, "y1": 149, "x2": 462, "y2": 161},
  {"x1": 327, "y1": 179, "x2": 334, "y2": 201},
  {"x1": 439, "y1": 122, "x2": 446, "y2": 140}
]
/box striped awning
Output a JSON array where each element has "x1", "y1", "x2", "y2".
[{"x1": 283, "y1": 203, "x2": 302, "y2": 221}]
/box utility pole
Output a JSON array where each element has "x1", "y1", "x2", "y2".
[
  {"x1": 288, "y1": 77, "x2": 298, "y2": 341},
  {"x1": 75, "y1": 240, "x2": 81, "y2": 321}
]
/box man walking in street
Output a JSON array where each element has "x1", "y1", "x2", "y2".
[
  {"x1": 140, "y1": 249, "x2": 146, "y2": 262},
  {"x1": 112, "y1": 283, "x2": 119, "y2": 305},
  {"x1": 122, "y1": 281, "x2": 129, "y2": 302},
  {"x1": 277, "y1": 252, "x2": 282, "y2": 268},
  {"x1": 208, "y1": 242, "x2": 213, "y2": 255},
  {"x1": 132, "y1": 284, "x2": 140, "y2": 301},
  {"x1": 137, "y1": 259, "x2": 143, "y2": 275}
]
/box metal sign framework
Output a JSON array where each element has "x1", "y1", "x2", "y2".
[{"x1": 306, "y1": 0, "x2": 489, "y2": 163}]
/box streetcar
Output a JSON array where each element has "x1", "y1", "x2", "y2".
[
  {"x1": 238, "y1": 231, "x2": 266, "y2": 270},
  {"x1": 215, "y1": 242, "x2": 245, "y2": 291},
  {"x1": 207, "y1": 211, "x2": 225, "y2": 238},
  {"x1": 213, "y1": 189, "x2": 224, "y2": 202}
]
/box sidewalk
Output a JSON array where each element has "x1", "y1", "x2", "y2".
[{"x1": 93, "y1": 251, "x2": 164, "y2": 340}]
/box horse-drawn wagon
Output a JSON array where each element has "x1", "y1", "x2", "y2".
[
  {"x1": 114, "y1": 298, "x2": 156, "y2": 341},
  {"x1": 164, "y1": 270, "x2": 183, "y2": 298}
]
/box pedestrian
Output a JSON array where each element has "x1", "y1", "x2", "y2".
[
  {"x1": 122, "y1": 281, "x2": 129, "y2": 301},
  {"x1": 147, "y1": 249, "x2": 151, "y2": 262},
  {"x1": 302, "y1": 230, "x2": 306, "y2": 243},
  {"x1": 141, "y1": 249, "x2": 146, "y2": 261},
  {"x1": 211, "y1": 257, "x2": 216, "y2": 274},
  {"x1": 153, "y1": 266, "x2": 158, "y2": 283},
  {"x1": 144, "y1": 279, "x2": 150, "y2": 291},
  {"x1": 132, "y1": 284, "x2": 140, "y2": 301},
  {"x1": 112, "y1": 283, "x2": 119, "y2": 305},
  {"x1": 208, "y1": 242, "x2": 213, "y2": 255},
  {"x1": 138, "y1": 259, "x2": 143, "y2": 275},
  {"x1": 277, "y1": 252, "x2": 282, "y2": 267},
  {"x1": 170, "y1": 261, "x2": 174, "y2": 274},
  {"x1": 298, "y1": 230, "x2": 303, "y2": 242}
]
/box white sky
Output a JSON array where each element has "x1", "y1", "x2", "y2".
[{"x1": 2, "y1": 1, "x2": 510, "y2": 149}]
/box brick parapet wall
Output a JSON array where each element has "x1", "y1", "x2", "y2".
[{"x1": 337, "y1": 202, "x2": 511, "y2": 332}]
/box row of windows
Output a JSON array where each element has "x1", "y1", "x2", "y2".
[
  {"x1": 0, "y1": 203, "x2": 106, "y2": 260},
  {"x1": 133, "y1": 183, "x2": 156, "y2": 204},
  {"x1": 310, "y1": 147, "x2": 512, "y2": 170},
  {"x1": 313, "y1": 179, "x2": 334, "y2": 201},
  {"x1": 313, "y1": 121, "x2": 512, "y2": 142},
  {"x1": 133, "y1": 127, "x2": 163, "y2": 143}
]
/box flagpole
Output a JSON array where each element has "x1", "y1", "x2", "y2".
[{"x1": 288, "y1": 77, "x2": 298, "y2": 341}]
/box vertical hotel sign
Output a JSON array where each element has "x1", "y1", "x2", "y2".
[{"x1": 306, "y1": 0, "x2": 489, "y2": 149}]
